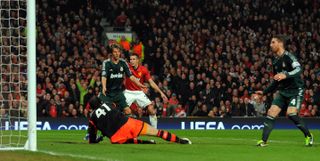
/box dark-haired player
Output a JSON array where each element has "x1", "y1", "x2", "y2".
[
  {"x1": 256, "y1": 35, "x2": 313, "y2": 147},
  {"x1": 124, "y1": 53, "x2": 168, "y2": 128}
]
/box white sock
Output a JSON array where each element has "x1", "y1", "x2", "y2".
[{"x1": 149, "y1": 115, "x2": 158, "y2": 128}]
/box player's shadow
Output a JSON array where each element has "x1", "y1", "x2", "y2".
[{"x1": 53, "y1": 141, "x2": 87, "y2": 144}]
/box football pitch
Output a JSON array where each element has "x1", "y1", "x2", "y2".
[{"x1": 1, "y1": 130, "x2": 319, "y2": 161}]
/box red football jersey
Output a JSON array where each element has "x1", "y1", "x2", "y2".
[{"x1": 125, "y1": 65, "x2": 151, "y2": 90}]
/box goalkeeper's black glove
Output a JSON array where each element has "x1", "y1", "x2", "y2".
[{"x1": 89, "y1": 135, "x2": 104, "y2": 144}]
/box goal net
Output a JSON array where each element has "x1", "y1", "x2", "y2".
[{"x1": 0, "y1": 0, "x2": 36, "y2": 151}]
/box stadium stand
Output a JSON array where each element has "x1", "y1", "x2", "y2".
[{"x1": 34, "y1": 0, "x2": 320, "y2": 118}]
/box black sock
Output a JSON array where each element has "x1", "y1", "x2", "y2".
[
  {"x1": 123, "y1": 138, "x2": 156, "y2": 144},
  {"x1": 157, "y1": 130, "x2": 182, "y2": 143},
  {"x1": 288, "y1": 113, "x2": 311, "y2": 137},
  {"x1": 262, "y1": 115, "x2": 275, "y2": 142}
]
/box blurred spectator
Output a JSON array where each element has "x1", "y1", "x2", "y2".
[
  {"x1": 251, "y1": 95, "x2": 266, "y2": 117},
  {"x1": 166, "y1": 93, "x2": 179, "y2": 117},
  {"x1": 185, "y1": 95, "x2": 197, "y2": 116},
  {"x1": 219, "y1": 105, "x2": 232, "y2": 118},
  {"x1": 299, "y1": 103, "x2": 311, "y2": 117},
  {"x1": 174, "y1": 104, "x2": 187, "y2": 118},
  {"x1": 76, "y1": 72, "x2": 96, "y2": 106},
  {"x1": 311, "y1": 105, "x2": 319, "y2": 117},
  {"x1": 36, "y1": 84, "x2": 46, "y2": 98},
  {"x1": 37, "y1": 93, "x2": 51, "y2": 117},
  {"x1": 193, "y1": 104, "x2": 209, "y2": 117},
  {"x1": 114, "y1": 11, "x2": 128, "y2": 28},
  {"x1": 49, "y1": 99, "x2": 58, "y2": 118},
  {"x1": 231, "y1": 97, "x2": 242, "y2": 116},
  {"x1": 242, "y1": 98, "x2": 256, "y2": 117},
  {"x1": 154, "y1": 97, "x2": 164, "y2": 117},
  {"x1": 71, "y1": 108, "x2": 78, "y2": 118},
  {"x1": 208, "y1": 106, "x2": 220, "y2": 118}
]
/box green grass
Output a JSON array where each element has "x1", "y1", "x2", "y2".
[{"x1": 0, "y1": 130, "x2": 319, "y2": 161}]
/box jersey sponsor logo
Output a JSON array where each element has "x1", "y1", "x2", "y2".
[{"x1": 110, "y1": 73, "x2": 123, "y2": 79}]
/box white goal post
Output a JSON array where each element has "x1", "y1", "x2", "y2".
[{"x1": 0, "y1": 0, "x2": 36, "y2": 151}]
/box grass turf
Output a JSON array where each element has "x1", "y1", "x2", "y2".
[{"x1": 0, "y1": 130, "x2": 319, "y2": 161}]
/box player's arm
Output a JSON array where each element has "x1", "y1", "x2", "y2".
[
  {"x1": 282, "y1": 57, "x2": 302, "y2": 78},
  {"x1": 148, "y1": 78, "x2": 168, "y2": 101},
  {"x1": 274, "y1": 55, "x2": 302, "y2": 81},
  {"x1": 88, "y1": 120, "x2": 98, "y2": 144},
  {"x1": 102, "y1": 77, "x2": 107, "y2": 95},
  {"x1": 129, "y1": 76, "x2": 147, "y2": 88},
  {"x1": 262, "y1": 80, "x2": 279, "y2": 95},
  {"x1": 89, "y1": 75, "x2": 96, "y2": 88},
  {"x1": 76, "y1": 79, "x2": 84, "y2": 92},
  {"x1": 101, "y1": 61, "x2": 108, "y2": 95}
]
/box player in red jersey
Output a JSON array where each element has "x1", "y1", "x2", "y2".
[{"x1": 124, "y1": 53, "x2": 168, "y2": 128}]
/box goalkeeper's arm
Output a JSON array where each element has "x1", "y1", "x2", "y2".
[{"x1": 88, "y1": 120, "x2": 103, "y2": 144}]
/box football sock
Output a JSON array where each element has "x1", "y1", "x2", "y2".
[
  {"x1": 157, "y1": 130, "x2": 181, "y2": 143},
  {"x1": 124, "y1": 138, "x2": 155, "y2": 144},
  {"x1": 288, "y1": 113, "x2": 311, "y2": 137},
  {"x1": 149, "y1": 115, "x2": 158, "y2": 128},
  {"x1": 262, "y1": 115, "x2": 275, "y2": 142}
]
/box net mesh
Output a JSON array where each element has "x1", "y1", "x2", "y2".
[{"x1": 0, "y1": 0, "x2": 28, "y2": 149}]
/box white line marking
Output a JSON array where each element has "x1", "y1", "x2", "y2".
[
  {"x1": 38, "y1": 150, "x2": 122, "y2": 161},
  {"x1": 193, "y1": 137, "x2": 318, "y2": 145}
]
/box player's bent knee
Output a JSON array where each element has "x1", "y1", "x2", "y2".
[
  {"x1": 287, "y1": 107, "x2": 298, "y2": 114},
  {"x1": 267, "y1": 105, "x2": 281, "y2": 117}
]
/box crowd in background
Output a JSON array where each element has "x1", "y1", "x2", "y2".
[{"x1": 2, "y1": 0, "x2": 319, "y2": 119}]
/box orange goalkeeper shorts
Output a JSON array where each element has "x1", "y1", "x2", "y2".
[{"x1": 110, "y1": 118, "x2": 148, "y2": 144}]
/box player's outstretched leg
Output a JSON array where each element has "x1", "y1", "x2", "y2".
[
  {"x1": 149, "y1": 115, "x2": 158, "y2": 128},
  {"x1": 141, "y1": 122, "x2": 191, "y2": 144},
  {"x1": 123, "y1": 138, "x2": 156, "y2": 144},
  {"x1": 257, "y1": 115, "x2": 275, "y2": 147},
  {"x1": 288, "y1": 113, "x2": 313, "y2": 146},
  {"x1": 156, "y1": 130, "x2": 192, "y2": 144}
]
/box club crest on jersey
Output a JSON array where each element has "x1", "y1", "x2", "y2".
[
  {"x1": 120, "y1": 67, "x2": 123, "y2": 71},
  {"x1": 282, "y1": 62, "x2": 286, "y2": 68},
  {"x1": 138, "y1": 72, "x2": 142, "y2": 77}
]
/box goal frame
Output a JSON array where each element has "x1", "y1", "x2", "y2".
[
  {"x1": 26, "y1": 0, "x2": 37, "y2": 151},
  {"x1": 0, "y1": 0, "x2": 36, "y2": 151}
]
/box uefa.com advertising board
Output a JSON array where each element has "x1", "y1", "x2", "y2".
[{"x1": 2, "y1": 118, "x2": 320, "y2": 130}]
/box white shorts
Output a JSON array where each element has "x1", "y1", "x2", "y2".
[{"x1": 124, "y1": 89, "x2": 152, "y2": 108}]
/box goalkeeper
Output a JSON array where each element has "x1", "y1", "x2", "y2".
[{"x1": 87, "y1": 96, "x2": 191, "y2": 144}]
